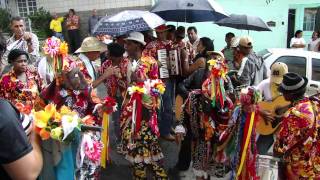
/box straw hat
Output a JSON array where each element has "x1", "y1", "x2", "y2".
[{"x1": 75, "y1": 37, "x2": 108, "y2": 53}]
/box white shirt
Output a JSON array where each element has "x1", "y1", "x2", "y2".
[
  {"x1": 308, "y1": 38, "x2": 320, "y2": 52},
  {"x1": 5, "y1": 32, "x2": 40, "y2": 63},
  {"x1": 290, "y1": 37, "x2": 306, "y2": 50},
  {"x1": 79, "y1": 53, "x2": 96, "y2": 81},
  {"x1": 256, "y1": 78, "x2": 272, "y2": 101}
]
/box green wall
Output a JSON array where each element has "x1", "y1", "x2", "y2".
[{"x1": 167, "y1": 0, "x2": 320, "y2": 52}]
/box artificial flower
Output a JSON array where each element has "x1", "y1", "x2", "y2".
[
  {"x1": 207, "y1": 59, "x2": 217, "y2": 66},
  {"x1": 62, "y1": 114, "x2": 80, "y2": 140},
  {"x1": 128, "y1": 86, "x2": 147, "y2": 95},
  {"x1": 39, "y1": 128, "x2": 51, "y2": 140},
  {"x1": 59, "y1": 42, "x2": 69, "y2": 55},
  {"x1": 82, "y1": 115, "x2": 95, "y2": 126},
  {"x1": 51, "y1": 127, "x2": 63, "y2": 141}
]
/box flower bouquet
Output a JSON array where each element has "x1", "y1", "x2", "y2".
[{"x1": 33, "y1": 104, "x2": 81, "y2": 143}]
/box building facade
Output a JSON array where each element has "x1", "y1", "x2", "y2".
[
  {"x1": 170, "y1": 0, "x2": 320, "y2": 51},
  {"x1": 7, "y1": 0, "x2": 152, "y2": 37},
  {"x1": 5, "y1": 0, "x2": 320, "y2": 51}
]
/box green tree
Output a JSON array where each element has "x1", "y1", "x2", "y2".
[
  {"x1": 0, "y1": 8, "x2": 11, "y2": 33},
  {"x1": 28, "y1": 7, "x2": 52, "y2": 39}
]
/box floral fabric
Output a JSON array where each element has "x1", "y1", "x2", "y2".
[
  {"x1": 100, "y1": 58, "x2": 129, "y2": 97},
  {"x1": 142, "y1": 40, "x2": 173, "y2": 61},
  {"x1": 117, "y1": 55, "x2": 167, "y2": 179},
  {"x1": 0, "y1": 69, "x2": 42, "y2": 107},
  {"x1": 274, "y1": 98, "x2": 320, "y2": 178}
]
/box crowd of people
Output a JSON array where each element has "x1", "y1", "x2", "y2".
[{"x1": 0, "y1": 13, "x2": 319, "y2": 180}]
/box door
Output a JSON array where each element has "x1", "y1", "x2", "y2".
[
  {"x1": 287, "y1": 9, "x2": 296, "y2": 48},
  {"x1": 308, "y1": 57, "x2": 320, "y2": 96}
]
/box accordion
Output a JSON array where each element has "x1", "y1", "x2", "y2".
[{"x1": 157, "y1": 48, "x2": 182, "y2": 78}]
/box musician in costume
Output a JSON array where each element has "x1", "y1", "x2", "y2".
[
  {"x1": 74, "y1": 37, "x2": 108, "y2": 88},
  {"x1": 274, "y1": 73, "x2": 320, "y2": 179},
  {"x1": 100, "y1": 43, "x2": 128, "y2": 139},
  {"x1": 178, "y1": 51, "x2": 234, "y2": 179},
  {"x1": 0, "y1": 49, "x2": 42, "y2": 108},
  {"x1": 143, "y1": 24, "x2": 175, "y2": 141},
  {"x1": 117, "y1": 32, "x2": 167, "y2": 179},
  {"x1": 256, "y1": 62, "x2": 288, "y2": 155}
]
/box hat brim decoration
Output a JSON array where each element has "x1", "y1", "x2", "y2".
[
  {"x1": 278, "y1": 76, "x2": 308, "y2": 94},
  {"x1": 43, "y1": 37, "x2": 69, "y2": 74}
]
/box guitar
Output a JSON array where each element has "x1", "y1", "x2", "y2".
[{"x1": 256, "y1": 96, "x2": 290, "y2": 135}]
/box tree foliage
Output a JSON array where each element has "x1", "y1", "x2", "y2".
[
  {"x1": 0, "y1": 9, "x2": 11, "y2": 33},
  {"x1": 28, "y1": 7, "x2": 52, "y2": 39}
]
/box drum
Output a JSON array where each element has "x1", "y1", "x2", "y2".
[{"x1": 256, "y1": 155, "x2": 280, "y2": 180}]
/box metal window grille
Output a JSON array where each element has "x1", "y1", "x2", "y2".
[{"x1": 303, "y1": 8, "x2": 317, "y2": 31}]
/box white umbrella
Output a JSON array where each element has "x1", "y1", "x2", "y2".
[{"x1": 93, "y1": 10, "x2": 165, "y2": 36}]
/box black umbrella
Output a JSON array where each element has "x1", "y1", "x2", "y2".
[
  {"x1": 215, "y1": 14, "x2": 271, "y2": 31},
  {"x1": 315, "y1": 6, "x2": 320, "y2": 32},
  {"x1": 150, "y1": 0, "x2": 229, "y2": 23}
]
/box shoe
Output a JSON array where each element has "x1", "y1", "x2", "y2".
[{"x1": 161, "y1": 134, "x2": 175, "y2": 141}]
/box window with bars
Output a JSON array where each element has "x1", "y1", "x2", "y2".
[
  {"x1": 303, "y1": 8, "x2": 317, "y2": 31},
  {"x1": 17, "y1": 0, "x2": 37, "y2": 31}
]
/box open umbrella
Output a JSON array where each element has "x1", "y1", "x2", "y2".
[
  {"x1": 92, "y1": 10, "x2": 165, "y2": 36},
  {"x1": 150, "y1": 0, "x2": 228, "y2": 23},
  {"x1": 215, "y1": 14, "x2": 271, "y2": 31}
]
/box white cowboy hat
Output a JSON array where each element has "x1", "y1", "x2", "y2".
[
  {"x1": 75, "y1": 37, "x2": 108, "y2": 53},
  {"x1": 124, "y1": 32, "x2": 146, "y2": 45}
]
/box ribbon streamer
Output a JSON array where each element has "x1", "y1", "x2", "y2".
[
  {"x1": 101, "y1": 112, "x2": 109, "y2": 168},
  {"x1": 237, "y1": 111, "x2": 255, "y2": 176}
]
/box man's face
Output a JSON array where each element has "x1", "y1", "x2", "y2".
[
  {"x1": 225, "y1": 36, "x2": 233, "y2": 46},
  {"x1": 239, "y1": 45, "x2": 252, "y2": 55},
  {"x1": 92, "y1": 9, "x2": 97, "y2": 16},
  {"x1": 53, "y1": 13, "x2": 58, "y2": 19},
  {"x1": 167, "y1": 32, "x2": 175, "y2": 41},
  {"x1": 11, "y1": 20, "x2": 25, "y2": 37},
  {"x1": 85, "y1": 51, "x2": 101, "y2": 61},
  {"x1": 187, "y1": 29, "x2": 197, "y2": 42},
  {"x1": 157, "y1": 31, "x2": 167, "y2": 41},
  {"x1": 125, "y1": 40, "x2": 138, "y2": 57}
]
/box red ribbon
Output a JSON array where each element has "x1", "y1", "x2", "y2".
[{"x1": 132, "y1": 93, "x2": 142, "y2": 135}]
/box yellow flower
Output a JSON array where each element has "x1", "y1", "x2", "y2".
[
  {"x1": 59, "y1": 42, "x2": 69, "y2": 55},
  {"x1": 33, "y1": 104, "x2": 57, "y2": 128},
  {"x1": 207, "y1": 59, "x2": 217, "y2": 66},
  {"x1": 60, "y1": 105, "x2": 72, "y2": 115},
  {"x1": 156, "y1": 84, "x2": 165, "y2": 94},
  {"x1": 51, "y1": 127, "x2": 63, "y2": 141}
]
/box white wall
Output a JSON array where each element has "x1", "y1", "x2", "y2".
[{"x1": 37, "y1": 0, "x2": 152, "y2": 13}]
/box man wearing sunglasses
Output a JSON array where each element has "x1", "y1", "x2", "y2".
[{"x1": 236, "y1": 36, "x2": 267, "y2": 86}]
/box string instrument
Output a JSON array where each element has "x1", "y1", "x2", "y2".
[{"x1": 256, "y1": 96, "x2": 290, "y2": 135}]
